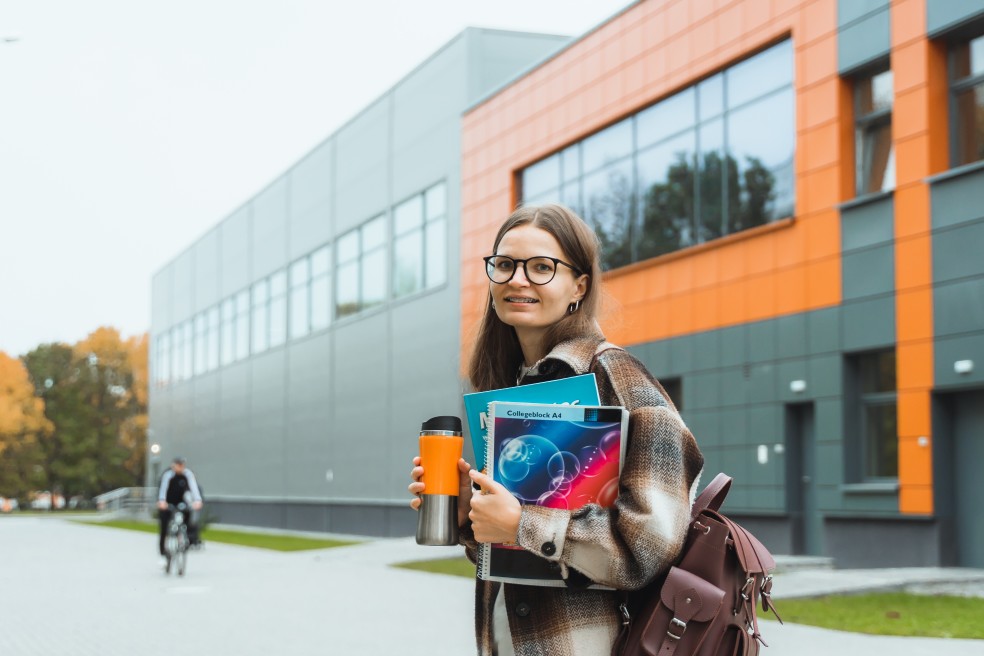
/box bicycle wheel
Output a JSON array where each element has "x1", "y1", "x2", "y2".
[
  {"x1": 164, "y1": 535, "x2": 177, "y2": 574},
  {"x1": 176, "y1": 530, "x2": 188, "y2": 576}
]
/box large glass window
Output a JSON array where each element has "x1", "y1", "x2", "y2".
[
  {"x1": 206, "y1": 306, "x2": 219, "y2": 372},
  {"x1": 855, "y1": 68, "x2": 895, "y2": 195},
  {"x1": 290, "y1": 257, "x2": 310, "y2": 340},
  {"x1": 336, "y1": 215, "x2": 388, "y2": 318},
  {"x1": 180, "y1": 321, "x2": 192, "y2": 381},
  {"x1": 268, "y1": 270, "x2": 287, "y2": 348},
  {"x1": 519, "y1": 40, "x2": 795, "y2": 271},
  {"x1": 234, "y1": 289, "x2": 250, "y2": 361},
  {"x1": 952, "y1": 34, "x2": 984, "y2": 166},
  {"x1": 394, "y1": 182, "x2": 448, "y2": 298},
  {"x1": 193, "y1": 313, "x2": 206, "y2": 376},
  {"x1": 310, "y1": 246, "x2": 331, "y2": 331},
  {"x1": 848, "y1": 350, "x2": 898, "y2": 480},
  {"x1": 220, "y1": 297, "x2": 235, "y2": 366},
  {"x1": 156, "y1": 332, "x2": 171, "y2": 387},
  {"x1": 251, "y1": 280, "x2": 269, "y2": 354}
]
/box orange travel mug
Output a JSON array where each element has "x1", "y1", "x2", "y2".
[{"x1": 416, "y1": 415, "x2": 463, "y2": 546}]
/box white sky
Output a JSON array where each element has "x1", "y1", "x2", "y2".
[{"x1": 0, "y1": 0, "x2": 635, "y2": 358}]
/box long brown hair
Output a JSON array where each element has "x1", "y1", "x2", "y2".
[{"x1": 467, "y1": 204, "x2": 604, "y2": 391}]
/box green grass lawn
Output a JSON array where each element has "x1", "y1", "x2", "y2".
[
  {"x1": 390, "y1": 556, "x2": 984, "y2": 640},
  {"x1": 777, "y1": 593, "x2": 984, "y2": 639},
  {"x1": 77, "y1": 519, "x2": 360, "y2": 552},
  {"x1": 392, "y1": 556, "x2": 477, "y2": 578}
]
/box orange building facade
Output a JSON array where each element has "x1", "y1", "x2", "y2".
[{"x1": 460, "y1": 0, "x2": 984, "y2": 567}]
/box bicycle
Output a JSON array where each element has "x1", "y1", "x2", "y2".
[{"x1": 163, "y1": 503, "x2": 190, "y2": 576}]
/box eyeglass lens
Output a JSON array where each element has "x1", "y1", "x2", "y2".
[{"x1": 486, "y1": 256, "x2": 558, "y2": 284}]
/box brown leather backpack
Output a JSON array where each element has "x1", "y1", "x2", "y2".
[{"x1": 612, "y1": 473, "x2": 782, "y2": 656}]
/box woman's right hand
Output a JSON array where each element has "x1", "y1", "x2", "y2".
[{"x1": 409, "y1": 456, "x2": 474, "y2": 527}]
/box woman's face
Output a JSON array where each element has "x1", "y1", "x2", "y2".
[{"x1": 490, "y1": 224, "x2": 588, "y2": 340}]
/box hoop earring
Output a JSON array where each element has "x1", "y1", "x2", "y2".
[{"x1": 568, "y1": 300, "x2": 581, "y2": 314}]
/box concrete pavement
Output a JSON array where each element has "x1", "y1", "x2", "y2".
[{"x1": 0, "y1": 516, "x2": 981, "y2": 655}]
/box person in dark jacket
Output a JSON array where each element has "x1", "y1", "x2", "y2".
[
  {"x1": 409, "y1": 204, "x2": 704, "y2": 655},
  {"x1": 156, "y1": 456, "x2": 203, "y2": 558}
]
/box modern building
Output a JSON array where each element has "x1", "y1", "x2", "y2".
[
  {"x1": 460, "y1": 0, "x2": 984, "y2": 567},
  {"x1": 151, "y1": 0, "x2": 984, "y2": 568},
  {"x1": 148, "y1": 28, "x2": 570, "y2": 537}
]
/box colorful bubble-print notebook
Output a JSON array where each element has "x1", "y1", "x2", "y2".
[{"x1": 476, "y1": 401, "x2": 628, "y2": 588}]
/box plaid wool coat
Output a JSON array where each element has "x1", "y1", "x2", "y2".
[{"x1": 462, "y1": 335, "x2": 705, "y2": 656}]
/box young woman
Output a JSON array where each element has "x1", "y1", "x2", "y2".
[{"x1": 409, "y1": 204, "x2": 704, "y2": 656}]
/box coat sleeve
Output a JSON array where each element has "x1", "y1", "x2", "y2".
[{"x1": 513, "y1": 350, "x2": 704, "y2": 590}]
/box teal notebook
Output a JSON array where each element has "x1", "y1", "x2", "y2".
[{"x1": 463, "y1": 373, "x2": 600, "y2": 471}]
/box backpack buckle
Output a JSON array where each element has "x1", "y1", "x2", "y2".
[{"x1": 667, "y1": 617, "x2": 687, "y2": 640}]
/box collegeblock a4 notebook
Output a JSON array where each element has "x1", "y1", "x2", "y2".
[
  {"x1": 462, "y1": 374, "x2": 600, "y2": 471},
  {"x1": 477, "y1": 401, "x2": 628, "y2": 588}
]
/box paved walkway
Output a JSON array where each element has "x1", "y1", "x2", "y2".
[{"x1": 1, "y1": 516, "x2": 981, "y2": 655}]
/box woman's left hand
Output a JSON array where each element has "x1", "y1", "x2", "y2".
[{"x1": 468, "y1": 470, "x2": 521, "y2": 544}]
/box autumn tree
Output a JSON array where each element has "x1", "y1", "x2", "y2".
[
  {"x1": 0, "y1": 352, "x2": 53, "y2": 498},
  {"x1": 22, "y1": 328, "x2": 148, "y2": 497}
]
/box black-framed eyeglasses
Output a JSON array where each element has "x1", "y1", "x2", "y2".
[{"x1": 483, "y1": 255, "x2": 582, "y2": 285}]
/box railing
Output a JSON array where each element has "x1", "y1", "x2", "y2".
[{"x1": 94, "y1": 487, "x2": 156, "y2": 518}]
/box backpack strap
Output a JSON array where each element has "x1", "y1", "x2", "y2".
[{"x1": 690, "y1": 473, "x2": 732, "y2": 520}]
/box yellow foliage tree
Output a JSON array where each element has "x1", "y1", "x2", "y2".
[{"x1": 0, "y1": 351, "x2": 53, "y2": 497}]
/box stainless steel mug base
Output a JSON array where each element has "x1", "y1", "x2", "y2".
[{"x1": 416, "y1": 494, "x2": 459, "y2": 546}]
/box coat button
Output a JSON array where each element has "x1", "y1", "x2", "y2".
[
  {"x1": 515, "y1": 602, "x2": 531, "y2": 617},
  {"x1": 541, "y1": 541, "x2": 556, "y2": 556}
]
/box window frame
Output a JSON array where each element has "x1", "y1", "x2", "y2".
[
  {"x1": 854, "y1": 66, "x2": 895, "y2": 197},
  {"x1": 844, "y1": 349, "x2": 899, "y2": 483},
  {"x1": 949, "y1": 33, "x2": 984, "y2": 167}
]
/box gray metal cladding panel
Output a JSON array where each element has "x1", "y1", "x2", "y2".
[
  {"x1": 718, "y1": 325, "x2": 746, "y2": 368},
  {"x1": 151, "y1": 269, "x2": 172, "y2": 329},
  {"x1": 170, "y1": 249, "x2": 195, "y2": 322},
  {"x1": 718, "y1": 407, "x2": 748, "y2": 444},
  {"x1": 841, "y1": 295, "x2": 895, "y2": 350},
  {"x1": 667, "y1": 335, "x2": 694, "y2": 375},
  {"x1": 387, "y1": 505, "x2": 418, "y2": 538},
  {"x1": 284, "y1": 504, "x2": 329, "y2": 533},
  {"x1": 335, "y1": 100, "x2": 389, "y2": 188},
  {"x1": 807, "y1": 307, "x2": 841, "y2": 354},
  {"x1": 686, "y1": 411, "x2": 718, "y2": 448},
  {"x1": 777, "y1": 313, "x2": 808, "y2": 360},
  {"x1": 841, "y1": 195, "x2": 894, "y2": 251},
  {"x1": 685, "y1": 371, "x2": 721, "y2": 410},
  {"x1": 719, "y1": 367, "x2": 747, "y2": 407},
  {"x1": 815, "y1": 442, "x2": 845, "y2": 489},
  {"x1": 192, "y1": 373, "x2": 220, "y2": 424},
  {"x1": 392, "y1": 39, "x2": 467, "y2": 145},
  {"x1": 192, "y1": 228, "x2": 221, "y2": 312},
  {"x1": 219, "y1": 360, "x2": 251, "y2": 422},
  {"x1": 391, "y1": 128, "x2": 459, "y2": 199},
  {"x1": 824, "y1": 518, "x2": 941, "y2": 567},
  {"x1": 777, "y1": 359, "x2": 809, "y2": 403},
  {"x1": 837, "y1": 8, "x2": 891, "y2": 73},
  {"x1": 747, "y1": 320, "x2": 778, "y2": 363},
  {"x1": 935, "y1": 333, "x2": 984, "y2": 388},
  {"x1": 692, "y1": 331, "x2": 720, "y2": 372},
  {"x1": 927, "y1": 0, "x2": 984, "y2": 35},
  {"x1": 220, "y1": 206, "x2": 251, "y2": 297},
  {"x1": 814, "y1": 398, "x2": 844, "y2": 443},
  {"x1": 839, "y1": 489, "x2": 900, "y2": 513},
  {"x1": 288, "y1": 142, "x2": 333, "y2": 262},
  {"x1": 931, "y1": 168, "x2": 984, "y2": 229},
  {"x1": 251, "y1": 177, "x2": 289, "y2": 279},
  {"x1": 331, "y1": 317, "x2": 391, "y2": 499},
  {"x1": 842, "y1": 245, "x2": 895, "y2": 300},
  {"x1": 470, "y1": 31, "x2": 569, "y2": 106},
  {"x1": 932, "y1": 220, "x2": 984, "y2": 283},
  {"x1": 934, "y1": 278, "x2": 984, "y2": 336},
  {"x1": 250, "y1": 349, "x2": 288, "y2": 416},
  {"x1": 747, "y1": 364, "x2": 778, "y2": 404},
  {"x1": 807, "y1": 354, "x2": 843, "y2": 399},
  {"x1": 285, "y1": 337, "x2": 333, "y2": 499},
  {"x1": 838, "y1": 0, "x2": 890, "y2": 27},
  {"x1": 334, "y1": 173, "x2": 390, "y2": 237},
  {"x1": 289, "y1": 142, "x2": 333, "y2": 225},
  {"x1": 641, "y1": 339, "x2": 671, "y2": 377},
  {"x1": 748, "y1": 404, "x2": 782, "y2": 444},
  {"x1": 330, "y1": 505, "x2": 388, "y2": 537}
]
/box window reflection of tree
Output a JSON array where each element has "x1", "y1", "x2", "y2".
[
  {"x1": 640, "y1": 153, "x2": 775, "y2": 260},
  {"x1": 584, "y1": 166, "x2": 634, "y2": 270}
]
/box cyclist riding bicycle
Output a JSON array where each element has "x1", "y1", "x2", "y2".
[{"x1": 157, "y1": 456, "x2": 203, "y2": 562}]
